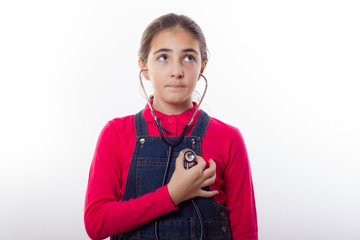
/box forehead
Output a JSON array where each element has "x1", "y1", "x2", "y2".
[{"x1": 149, "y1": 28, "x2": 200, "y2": 53}]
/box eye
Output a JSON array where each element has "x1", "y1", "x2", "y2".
[
  {"x1": 184, "y1": 55, "x2": 195, "y2": 62},
  {"x1": 157, "y1": 54, "x2": 168, "y2": 62}
]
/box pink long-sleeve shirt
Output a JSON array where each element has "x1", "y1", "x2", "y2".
[{"x1": 84, "y1": 102, "x2": 258, "y2": 240}]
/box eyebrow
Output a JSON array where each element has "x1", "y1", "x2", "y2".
[{"x1": 152, "y1": 48, "x2": 199, "y2": 55}]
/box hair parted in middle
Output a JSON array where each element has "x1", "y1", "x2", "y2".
[{"x1": 138, "y1": 13, "x2": 209, "y2": 64}]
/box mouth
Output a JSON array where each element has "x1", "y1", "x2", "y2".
[{"x1": 166, "y1": 85, "x2": 185, "y2": 89}]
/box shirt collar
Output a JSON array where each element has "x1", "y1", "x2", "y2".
[{"x1": 143, "y1": 100, "x2": 200, "y2": 127}]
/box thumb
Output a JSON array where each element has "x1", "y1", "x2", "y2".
[{"x1": 175, "y1": 151, "x2": 184, "y2": 169}]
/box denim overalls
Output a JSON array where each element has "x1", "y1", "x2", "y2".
[{"x1": 111, "y1": 110, "x2": 232, "y2": 240}]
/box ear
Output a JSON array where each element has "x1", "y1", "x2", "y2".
[
  {"x1": 198, "y1": 61, "x2": 207, "y2": 80},
  {"x1": 138, "y1": 59, "x2": 150, "y2": 80},
  {"x1": 200, "y1": 61, "x2": 207, "y2": 74}
]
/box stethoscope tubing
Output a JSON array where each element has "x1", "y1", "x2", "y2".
[
  {"x1": 139, "y1": 69, "x2": 208, "y2": 135},
  {"x1": 139, "y1": 70, "x2": 207, "y2": 240}
]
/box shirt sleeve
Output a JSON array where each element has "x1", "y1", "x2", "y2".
[
  {"x1": 84, "y1": 121, "x2": 177, "y2": 240},
  {"x1": 225, "y1": 128, "x2": 258, "y2": 240}
]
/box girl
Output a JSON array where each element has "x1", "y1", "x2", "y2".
[{"x1": 84, "y1": 13, "x2": 258, "y2": 240}]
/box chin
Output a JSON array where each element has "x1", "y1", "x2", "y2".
[{"x1": 166, "y1": 95, "x2": 191, "y2": 104}]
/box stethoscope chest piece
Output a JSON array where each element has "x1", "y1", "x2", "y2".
[{"x1": 182, "y1": 148, "x2": 197, "y2": 169}]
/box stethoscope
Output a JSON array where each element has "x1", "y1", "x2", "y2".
[{"x1": 139, "y1": 69, "x2": 208, "y2": 240}]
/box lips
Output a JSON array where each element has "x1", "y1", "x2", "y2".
[{"x1": 167, "y1": 85, "x2": 184, "y2": 89}]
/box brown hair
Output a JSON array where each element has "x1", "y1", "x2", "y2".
[{"x1": 139, "y1": 13, "x2": 208, "y2": 64}]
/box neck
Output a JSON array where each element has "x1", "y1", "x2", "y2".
[{"x1": 152, "y1": 99, "x2": 193, "y2": 115}]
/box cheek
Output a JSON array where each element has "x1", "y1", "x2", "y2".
[
  {"x1": 149, "y1": 71, "x2": 164, "y2": 84},
  {"x1": 189, "y1": 72, "x2": 200, "y2": 85},
  {"x1": 187, "y1": 79, "x2": 198, "y2": 92}
]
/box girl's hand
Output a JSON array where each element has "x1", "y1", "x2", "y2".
[{"x1": 167, "y1": 151, "x2": 218, "y2": 206}]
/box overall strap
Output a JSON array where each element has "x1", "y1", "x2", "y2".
[
  {"x1": 190, "y1": 110, "x2": 211, "y2": 140},
  {"x1": 134, "y1": 110, "x2": 148, "y2": 136}
]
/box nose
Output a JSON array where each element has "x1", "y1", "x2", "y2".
[{"x1": 170, "y1": 62, "x2": 184, "y2": 79}]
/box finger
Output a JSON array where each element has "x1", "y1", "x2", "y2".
[
  {"x1": 202, "y1": 161, "x2": 216, "y2": 178},
  {"x1": 200, "y1": 174, "x2": 216, "y2": 188},
  {"x1": 202, "y1": 168, "x2": 215, "y2": 180},
  {"x1": 208, "y1": 159, "x2": 216, "y2": 169},
  {"x1": 197, "y1": 189, "x2": 219, "y2": 198},
  {"x1": 195, "y1": 156, "x2": 207, "y2": 170}
]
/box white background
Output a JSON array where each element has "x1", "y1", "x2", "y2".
[{"x1": 1, "y1": 1, "x2": 359, "y2": 239}]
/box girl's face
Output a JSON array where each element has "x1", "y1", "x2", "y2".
[{"x1": 139, "y1": 28, "x2": 206, "y2": 114}]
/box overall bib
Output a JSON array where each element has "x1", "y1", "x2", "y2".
[{"x1": 111, "y1": 110, "x2": 232, "y2": 240}]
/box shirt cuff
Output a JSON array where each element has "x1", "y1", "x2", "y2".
[{"x1": 162, "y1": 185, "x2": 178, "y2": 210}]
